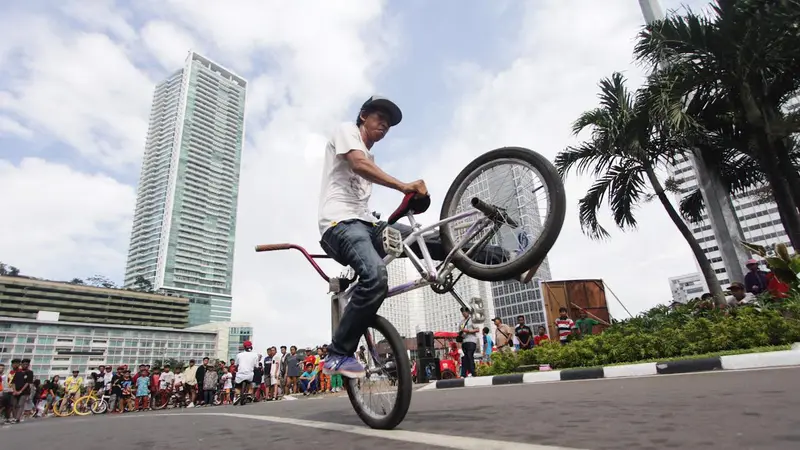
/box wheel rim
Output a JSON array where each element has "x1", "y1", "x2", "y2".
[
  {"x1": 73, "y1": 397, "x2": 94, "y2": 416},
  {"x1": 443, "y1": 157, "x2": 554, "y2": 273},
  {"x1": 349, "y1": 326, "x2": 402, "y2": 421}
]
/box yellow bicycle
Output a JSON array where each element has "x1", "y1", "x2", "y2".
[{"x1": 73, "y1": 388, "x2": 108, "y2": 416}]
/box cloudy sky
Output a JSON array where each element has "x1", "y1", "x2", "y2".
[{"x1": 0, "y1": 0, "x2": 713, "y2": 349}]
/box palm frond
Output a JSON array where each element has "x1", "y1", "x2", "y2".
[
  {"x1": 679, "y1": 189, "x2": 705, "y2": 224},
  {"x1": 608, "y1": 161, "x2": 647, "y2": 231}
]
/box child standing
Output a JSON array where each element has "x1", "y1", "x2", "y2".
[
  {"x1": 135, "y1": 369, "x2": 150, "y2": 411},
  {"x1": 120, "y1": 371, "x2": 133, "y2": 412},
  {"x1": 220, "y1": 367, "x2": 233, "y2": 404}
]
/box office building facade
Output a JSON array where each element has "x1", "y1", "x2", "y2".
[
  {"x1": 454, "y1": 164, "x2": 553, "y2": 331},
  {"x1": 0, "y1": 276, "x2": 189, "y2": 328},
  {"x1": 123, "y1": 51, "x2": 247, "y2": 326},
  {"x1": 187, "y1": 321, "x2": 253, "y2": 361},
  {"x1": 0, "y1": 317, "x2": 217, "y2": 380},
  {"x1": 668, "y1": 272, "x2": 706, "y2": 304},
  {"x1": 668, "y1": 154, "x2": 792, "y2": 289}
]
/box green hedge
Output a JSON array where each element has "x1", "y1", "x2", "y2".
[{"x1": 478, "y1": 296, "x2": 800, "y2": 376}]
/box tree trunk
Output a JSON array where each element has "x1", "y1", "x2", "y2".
[
  {"x1": 644, "y1": 165, "x2": 726, "y2": 305},
  {"x1": 775, "y1": 138, "x2": 800, "y2": 214},
  {"x1": 752, "y1": 128, "x2": 800, "y2": 250},
  {"x1": 740, "y1": 92, "x2": 800, "y2": 250}
]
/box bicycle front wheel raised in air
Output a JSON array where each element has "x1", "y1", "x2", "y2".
[
  {"x1": 345, "y1": 315, "x2": 411, "y2": 430},
  {"x1": 440, "y1": 146, "x2": 566, "y2": 282}
]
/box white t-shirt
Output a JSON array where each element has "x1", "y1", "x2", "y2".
[
  {"x1": 159, "y1": 372, "x2": 175, "y2": 390},
  {"x1": 318, "y1": 122, "x2": 376, "y2": 235},
  {"x1": 173, "y1": 373, "x2": 184, "y2": 386},
  {"x1": 235, "y1": 351, "x2": 260, "y2": 383},
  {"x1": 221, "y1": 373, "x2": 233, "y2": 390}
]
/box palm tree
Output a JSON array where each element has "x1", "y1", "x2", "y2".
[
  {"x1": 556, "y1": 73, "x2": 725, "y2": 303},
  {"x1": 634, "y1": 0, "x2": 800, "y2": 249}
]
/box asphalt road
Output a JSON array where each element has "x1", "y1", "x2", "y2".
[{"x1": 2, "y1": 367, "x2": 799, "y2": 450}]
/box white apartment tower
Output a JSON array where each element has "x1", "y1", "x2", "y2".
[
  {"x1": 668, "y1": 155, "x2": 792, "y2": 289},
  {"x1": 124, "y1": 51, "x2": 247, "y2": 326}
]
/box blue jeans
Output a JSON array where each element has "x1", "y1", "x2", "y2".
[
  {"x1": 320, "y1": 220, "x2": 508, "y2": 356},
  {"x1": 300, "y1": 378, "x2": 318, "y2": 393}
]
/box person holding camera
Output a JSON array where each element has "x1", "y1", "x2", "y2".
[{"x1": 457, "y1": 307, "x2": 480, "y2": 377}]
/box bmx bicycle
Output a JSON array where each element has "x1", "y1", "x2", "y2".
[{"x1": 256, "y1": 147, "x2": 566, "y2": 429}]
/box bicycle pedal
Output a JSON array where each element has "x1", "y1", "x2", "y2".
[{"x1": 381, "y1": 226, "x2": 404, "y2": 257}]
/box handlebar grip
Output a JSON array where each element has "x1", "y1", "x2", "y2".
[
  {"x1": 254, "y1": 243, "x2": 293, "y2": 252},
  {"x1": 471, "y1": 197, "x2": 498, "y2": 216},
  {"x1": 471, "y1": 197, "x2": 519, "y2": 227}
]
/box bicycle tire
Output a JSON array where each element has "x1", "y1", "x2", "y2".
[
  {"x1": 72, "y1": 395, "x2": 93, "y2": 415},
  {"x1": 345, "y1": 315, "x2": 412, "y2": 430},
  {"x1": 152, "y1": 392, "x2": 170, "y2": 410},
  {"x1": 439, "y1": 146, "x2": 566, "y2": 282},
  {"x1": 91, "y1": 398, "x2": 108, "y2": 414},
  {"x1": 53, "y1": 398, "x2": 74, "y2": 417}
]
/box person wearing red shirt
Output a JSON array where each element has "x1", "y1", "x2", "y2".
[{"x1": 533, "y1": 326, "x2": 549, "y2": 346}]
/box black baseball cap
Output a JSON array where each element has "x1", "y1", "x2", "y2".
[{"x1": 360, "y1": 95, "x2": 402, "y2": 126}]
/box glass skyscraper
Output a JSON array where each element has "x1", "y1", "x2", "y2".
[
  {"x1": 124, "y1": 51, "x2": 247, "y2": 326},
  {"x1": 450, "y1": 165, "x2": 553, "y2": 330}
]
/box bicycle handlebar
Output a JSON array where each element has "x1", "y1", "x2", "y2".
[
  {"x1": 254, "y1": 243, "x2": 293, "y2": 252},
  {"x1": 471, "y1": 197, "x2": 519, "y2": 227}
]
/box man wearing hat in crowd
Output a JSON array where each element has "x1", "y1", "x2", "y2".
[{"x1": 744, "y1": 259, "x2": 768, "y2": 295}]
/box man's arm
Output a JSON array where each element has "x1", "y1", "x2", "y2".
[{"x1": 344, "y1": 150, "x2": 425, "y2": 194}]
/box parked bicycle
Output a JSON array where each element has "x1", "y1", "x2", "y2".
[{"x1": 256, "y1": 147, "x2": 565, "y2": 429}]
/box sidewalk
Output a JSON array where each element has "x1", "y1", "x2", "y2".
[{"x1": 420, "y1": 344, "x2": 800, "y2": 391}]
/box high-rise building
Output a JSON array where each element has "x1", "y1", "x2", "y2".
[
  {"x1": 378, "y1": 259, "x2": 419, "y2": 339},
  {"x1": 668, "y1": 272, "x2": 705, "y2": 304},
  {"x1": 451, "y1": 165, "x2": 553, "y2": 331},
  {"x1": 123, "y1": 51, "x2": 247, "y2": 326},
  {"x1": 421, "y1": 274, "x2": 493, "y2": 333},
  {"x1": 668, "y1": 154, "x2": 791, "y2": 289}
]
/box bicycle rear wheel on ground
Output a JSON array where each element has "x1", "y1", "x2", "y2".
[
  {"x1": 440, "y1": 146, "x2": 566, "y2": 282},
  {"x1": 345, "y1": 315, "x2": 411, "y2": 430},
  {"x1": 73, "y1": 396, "x2": 95, "y2": 416}
]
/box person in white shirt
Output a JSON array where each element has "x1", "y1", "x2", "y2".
[
  {"x1": 234, "y1": 340, "x2": 259, "y2": 401},
  {"x1": 726, "y1": 282, "x2": 757, "y2": 306},
  {"x1": 159, "y1": 365, "x2": 175, "y2": 391}
]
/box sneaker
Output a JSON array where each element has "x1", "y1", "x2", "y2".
[{"x1": 323, "y1": 354, "x2": 366, "y2": 378}]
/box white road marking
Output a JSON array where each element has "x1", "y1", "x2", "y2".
[{"x1": 164, "y1": 412, "x2": 587, "y2": 450}]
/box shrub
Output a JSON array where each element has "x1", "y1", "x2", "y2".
[{"x1": 480, "y1": 297, "x2": 800, "y2": 374}]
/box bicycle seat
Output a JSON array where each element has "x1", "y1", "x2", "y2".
[{"x1": 388, "y1": 193, "x2": 431, "y2": 225}]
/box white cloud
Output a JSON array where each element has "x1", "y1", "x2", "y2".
[
  {"x1": 140, "y1": 20, "x2": 199, "y2": 70},
  {"x1": 0, "y1": 13, "x2": 154, "y2": 168},
  {"x1": 0, "y1": 116, "x2": 32, "y2": 138},
  {"x1": 0, "y1": 158, "x2": 135, "y2": 282}
]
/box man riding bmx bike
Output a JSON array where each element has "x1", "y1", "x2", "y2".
[{"x1": 319, "y1": 96, "x2": 536, "y2": 378}]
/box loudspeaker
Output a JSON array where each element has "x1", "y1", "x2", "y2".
[
  {"x1": 416, "y1": 331, "x2": 435, "y2": 358},
  {"x1": 416, "y1": 357, "x2": 441, "y2": 383}
]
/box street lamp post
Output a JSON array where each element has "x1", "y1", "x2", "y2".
[{"x1": 637, "y1": 0, "x2": 749, "y2": 290}]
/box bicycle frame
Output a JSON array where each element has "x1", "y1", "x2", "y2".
[{"x1": 255, "y1": 206, "x2": 492, "y2": 313}]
